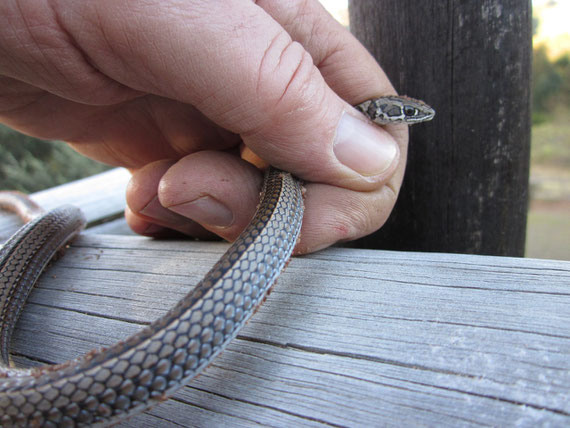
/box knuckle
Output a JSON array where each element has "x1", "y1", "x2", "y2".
[
  {"x1": 342, "y1": 199, "x2": 376, "y2": 240},
  {"x1": 3, "y1": 1, "x2": 134, "y2": 106},
  {"x1": 256, "y1": 33, "x2": 322, "y2": 115},
  {"x1": 338, "y1": 190, "x2": 397, "y2": 241}
]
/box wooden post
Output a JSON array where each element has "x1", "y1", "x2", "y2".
[{"x1": 348, "y1": 1, "x2": 532, "y2": 256}]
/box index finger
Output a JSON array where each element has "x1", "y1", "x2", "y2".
[{"x1": 53, "y1": 0, "x2": 401, "y2": 190}]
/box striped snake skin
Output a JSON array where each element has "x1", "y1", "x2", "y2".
[{"x1": 0, "y1": 96, "x2": 434, "y2": 426}]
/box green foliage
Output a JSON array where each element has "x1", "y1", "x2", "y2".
[
  {"x1": 531, "y1": 110, "x2": 570, "y2": 167},
  {"x1": 0, "y1": 124, "x2": 110, "y2": 193},
  {"x1": 532, "y1": 46, "x2": 570, "y2": 124}
]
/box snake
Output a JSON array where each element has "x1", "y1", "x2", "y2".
[{"x1": 0, "y1": 96, "x2": 434, "y2": 427}]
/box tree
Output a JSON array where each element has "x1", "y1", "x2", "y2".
[{"x1": 0, "y1": 125, "x2": 110, "y2": 193}]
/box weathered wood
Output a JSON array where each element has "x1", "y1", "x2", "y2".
[
  {"x1": 7, "y1": 235, "x2": 570, "y2": 427},
  {"x1": 348, "y1": 1, "x2": 532, "y2": 256},
  {"x1": 1, "y1": 164, "x2": 567, "y2": 425},
  {"x1": 0, "y1": 168, "x2": 131, "y2": 240}
]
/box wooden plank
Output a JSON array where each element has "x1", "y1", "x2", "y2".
[
  {"x1": 348, "y1": 1, "x2": 532, "y2": 256},
  {"x1": 8, "y1": 235, "x2": 569, "y2": 427},
  {"x1": 0, "y1": 168, "x2": 130, "y2": 240},
  {"x1": 84, "y1": 217, "x2": 134, "y2": 236}
]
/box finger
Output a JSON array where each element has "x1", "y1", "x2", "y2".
[
  {"x1": 295, "y1": 182, "x2": 398, "y2": 254},
  {"x1": 46, "y1": 0, "x2": 400, "y2": 190},
  {"x1": 125, "y1": 206, "x2": 203, "y2": 239},
  {"x1": 151, "y1": 153, "x2": 399, "y2": 254},
  {"x1": 256, "y1": 0, "x2": 410, "y2": 193},
  {"x1": 151, "y1": 150, "x2": 399, "y2": 254},
  {"x1": 0, "y1": 1, "x2": 139, "y2": 105},
  {"x1": 256, "y1": 0, "x2": 395, "y2": 102},
  {"x1": 257, "y1": 0, "x2": 410, "y2": 238},
  {"x1": 126, "y1": 159, "x2": 216, "y2": 239},
  {"x1": 157, "y1": 151, "x2": 264, "y2": 242},
  {"x1": 0, "y1": 78, "x2": 239, "y2": 168},
  {"x1": 66, "y1": 95, "x2": 239, "y2": 168}
]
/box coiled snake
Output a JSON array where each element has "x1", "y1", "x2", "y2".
[{"x1": 0, "y1": 96, "x2": 434, "y2": 426}]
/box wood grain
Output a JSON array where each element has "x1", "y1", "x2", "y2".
[
  {"x1": 349, "y1": 1, "x2": 532, "y2": 256},
  {"x1": 1, "y1": 168, "x2": 568, "y2": 426},
  {"x1": 0, "y1": 168, "x2": 130, "y2": 240},
  {"x1": 7, "y1": 235, "x2": 569, "y2": 427}
]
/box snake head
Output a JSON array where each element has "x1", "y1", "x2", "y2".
[{"x1": 357, "y1": 96, "x2": 435, "y2": 125}]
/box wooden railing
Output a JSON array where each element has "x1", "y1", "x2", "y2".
[{"x1": 1, "y1": 169, "x2": 568, "y2": 426}]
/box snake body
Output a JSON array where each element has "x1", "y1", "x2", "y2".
[{"x1": 0, "y1": 96, "x2": 434, "y2": 426}]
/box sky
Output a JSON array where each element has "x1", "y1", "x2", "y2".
[
  {"x1": 532, "y1": 0, "x2": 570, "y2": 57},
  {"x1": 319, "y1": 0, "x2": 349, "y2": 25},
  {"x1": 319, "y1": 0, "x2": 569, "y2": 58}
]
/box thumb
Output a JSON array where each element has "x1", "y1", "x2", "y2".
[{"x1": 51, "y1": 0, "x2": 399, "y2": 189}]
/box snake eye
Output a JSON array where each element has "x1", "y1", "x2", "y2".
[{"x1": 404, "y1": 106, "x2": 417, "y2": 117}]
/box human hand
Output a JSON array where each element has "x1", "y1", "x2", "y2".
[{"x1": 0, "y1": 0, "x2": 408, "y2": 254}]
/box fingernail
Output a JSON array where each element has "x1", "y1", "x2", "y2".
[
  {"x1": 333, "y1": 112, "x2": 399, "y2": 176},
  {"x1": 168, "y1": 196, "x2": 234, "y2": 228},
  {"x1": 143, "y1": 223, "x2": 167, "y2": 235},
  {"x1": 140, "y1": 196, "x2": 189, "y2": 225}
]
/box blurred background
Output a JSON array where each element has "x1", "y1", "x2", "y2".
[{"x1": 1, "y1": 1, "x2": 568, "y2": 260}]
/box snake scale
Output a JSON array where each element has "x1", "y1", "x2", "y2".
[{"x1": 0, "y1": 96, "x2": 434, "y2": 426}]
